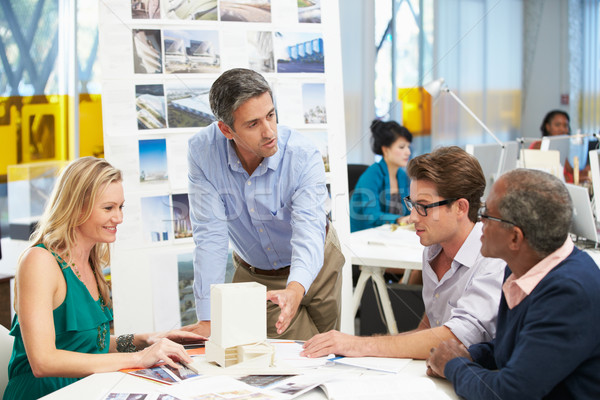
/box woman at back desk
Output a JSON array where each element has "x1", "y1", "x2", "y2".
[
  {"x1": 350, "y1": 120, "x2": 412, "y2": 233},
  {"x1": 530, "y1": 109, "x2": 590, "y2": 183}
]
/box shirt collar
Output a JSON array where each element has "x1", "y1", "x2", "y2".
[
  {"x1": 503, "y1": 236, "x2": 574, "y2": 309},
  {"x1": 425, "y1": 222, "x2": 483, "y2": 274},
  {"x1": 226, "y1": 139, "x2": 245, "y2": 173},
  {"x1": 226, "y1": 139, "x2": 283, "y2": 175},
  {"x1": 453, "y1": 222, "x2": 484, "y2": 269}
]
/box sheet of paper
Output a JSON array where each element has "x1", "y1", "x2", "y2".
[
  {"x1": 166, "y1": 375, "x2": 288, "y2": 400},
  {"x1": 271, "y1": 341, "x2": 331, "y2": 369},
  {"x1": 321, "y1": 374, "x2": 444, "y2": 400},
  {"x1": 331, "y1": 357, "x2": 412, "y2": 373}
]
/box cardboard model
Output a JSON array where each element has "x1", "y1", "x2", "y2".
[{"x1": 205, "y1": 282, "x2": 274, "y2": 367}]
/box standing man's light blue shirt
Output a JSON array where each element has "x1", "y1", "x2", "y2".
[
  {"x1": 188, "y1": 122, "x2": 328, "y2": 320},
  {"x1": 422, "y1": 222, "x2": 506, "y2": 346}
]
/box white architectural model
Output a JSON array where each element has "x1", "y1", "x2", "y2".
[{"x1": 205, "y1": 282, "x2": 275, "y2": 367}]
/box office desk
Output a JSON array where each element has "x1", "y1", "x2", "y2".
[
  {"x1": 349, "y1": 225, "x2": 424, "y2": 334},
  {"x1": 40, "y1": 360, "x2": 458, "y2": 399}
]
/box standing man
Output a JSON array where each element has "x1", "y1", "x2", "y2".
[
  {"x1": 186, "y1": 68, "x2": 344, "y2": 340},
  {"x1": 427, "y1": 169, "x2": 600, "y2": 399},
  {"x1": 302, "y1": 146, "x2": 505, "y2": 359}
]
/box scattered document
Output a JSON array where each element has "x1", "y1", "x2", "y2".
[{"x1": 328, "y1": 356, "x2": 411, "y2": 373}]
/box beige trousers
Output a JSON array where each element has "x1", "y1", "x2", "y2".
[{"x1": 232, "y1": 224, "x2": 345, "y2": 340}]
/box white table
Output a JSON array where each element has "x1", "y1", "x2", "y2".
[
  {"x1": 348, "y1": 225, "x2": 424, "y2": 334},
  {"x1": 40, "y1": 360, "x2": 458, "y2": 399}
]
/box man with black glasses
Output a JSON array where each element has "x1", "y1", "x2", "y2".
[
  {"x1": 427, "y1": 168, "x2": 600, "y2": 399},
  {"x1": 302, "y1": 146, "x2": 505, "y2": 359}
]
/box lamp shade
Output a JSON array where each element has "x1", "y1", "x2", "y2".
[{"x1": 423, "y1": 78, "x2": 445, "y2": 100}]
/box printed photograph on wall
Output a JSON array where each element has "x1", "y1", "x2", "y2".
[
  {"x1": 131, "y1": 0, "x2": 161, "y2": 19},
  {"x1": 136, "y1": 84, "x2": 167, "y2": 129},
  {"x1": 220, "y1": 0, "x2": 271, "y2": 23},
  {"x1": 172, "y1": 193, "x2": 192, "y2": 239},
  {"x1": 301, "y1": 131, "x2": 329, "y2": 172},
  {"x1": 139, "y1": 138, "x2": 168, "y2": 182},
  {"x1": 165, "y1": 0, "x2": 218, "y2": 20},
  {"x1": 302, "y1": 83, "x2": 326, "y2": 124},
  {"x1": 177, "y1": 252, "x2": 197, "y2": 326},
  {"x1": 140, "y1": 195, "x2": 172, "y2": 242},
  {"x1": 274, "y1": 32, "x2": 324, "y2": 73},
  {"x1": 164, "y1": 29, "x2": 220, "y2": 74},
  {"x1": 298, "y1": 0, "x2": 321, "y2": 23},
  {"x1": 247, "y1": 31, "x2": 274, "y2": 73},
  {"x1": 132, "y1": 29, "x2": 162, "y2": 74},
  {"x1": 165, "y1": 82, "x2": 215, "y2": 128}
]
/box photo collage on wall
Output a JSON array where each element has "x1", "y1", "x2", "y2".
[
  {"x1": 103, "y1": 0, "x2": 331, "y2": 327},
  {"x1": 131, "y1": 0, "x2": 329, "y2": 176}
]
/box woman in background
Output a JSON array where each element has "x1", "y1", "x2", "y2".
[
  {"x1": 530, "y1": 110, "x2": 590, "y2": 183},
  {"x1": 350, "y1": 119, "x2": 412, "y2": 232},
  {"x1": 530, "y1": 109, "x2": 570, "y2": 150},
  {"x1": 4, "y1": 157, "x2": 204, "y2": 400}
]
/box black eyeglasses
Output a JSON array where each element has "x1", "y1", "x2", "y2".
[
  {"x1": 477, "y1": 206, "x2": 518, "y2": 226},
  {"x1": 403, "y1": 196, "x2": 459, "y2": 217}
]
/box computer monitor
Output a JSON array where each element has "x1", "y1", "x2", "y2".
[
  {"x1": 499, "y1": 141, "x2": 519, "y2": 173},
  {"x1": 465, "y1": 141, "x2": 519, "y2": 200},
  {"x1": 518, "y1": 149, "x2": 563, "y2": 180},
  {"x1": 541, "y1": 135, "x2": 570, "y2": 167},
  {"x1": 565, "y1": 183, "x2": 598, "y2": 243},
  {"x1": 589, "y1": 149, "x2": 600, "y2": 222}
]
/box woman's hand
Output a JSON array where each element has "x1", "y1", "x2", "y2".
[
  {"x1": 134, "y1": 338, "x2": 193, "y2": 369},
  {"x1": 396, "y1": 215, "x2": 411, "y2": 225},
  {"x1": 145, "y1": 330, "x2": 207, "y2": 347}
]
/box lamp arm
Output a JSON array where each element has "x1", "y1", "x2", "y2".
[
  {"x1": 444, "y1": 88, "x2": 505, "y2": 183},
  {"x1": 445, "y1": 89, "x2": 503, "y2": 147}
]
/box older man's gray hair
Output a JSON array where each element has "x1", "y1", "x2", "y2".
[{"x1": 497, "y1": 168, "x2": 573, "y2": 258}]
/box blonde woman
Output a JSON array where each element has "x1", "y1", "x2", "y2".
[{"x1": 4, "y1": 157, "x2": 204, "y2": 400}]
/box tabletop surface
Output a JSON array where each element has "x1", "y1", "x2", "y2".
[
  {"x1": 41, "y1": 359, "x2": 458, "y2": 400},
  {"x1": 348, "y1": 224, "x2": 424, "y2": 269}
]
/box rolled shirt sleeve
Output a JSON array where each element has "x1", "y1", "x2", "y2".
[{"x1": 422, "y1": 222, "x2": 505, "y2": 346}]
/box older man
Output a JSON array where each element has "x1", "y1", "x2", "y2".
[
  {"x1": 428, "y1": 168, "x2": 600, "y2": 399},
  {"x1": 302, "y1": 146, "x2": 505, "y2": 359}
]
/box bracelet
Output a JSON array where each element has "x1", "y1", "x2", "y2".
[{"x1": 116, "y1": 334, "x2": 137, "y2": 353}]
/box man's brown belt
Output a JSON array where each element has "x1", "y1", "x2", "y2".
[
  {"x1": 234, "y1": 252, "x2": 291, "y2": 276},
  {"x1": 233, "y1": 219, "x2": 329, "y2": 277}
]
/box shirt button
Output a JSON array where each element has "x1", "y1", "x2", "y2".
[
  {"x1": 273, "y1": 262, "x2": 277, "y2": 266},
  {"x1": 259, "y1": 228, "x2": 263, "y2": 232},
  {"x1": 250, "y1": 208, "x2": 255, "y2": 212},
  {"x1": 267, "y1": 247, "x2": 271, "y2": 251},
  {"x1": 435, "y1": 293, "x2": 439, "y2": 298},
  {"x1": 436, "y1": 320, "x2": 440, "y2": 325},
  {"x1": 247, "y1": 181, "x2": 252, "y2": 185}
]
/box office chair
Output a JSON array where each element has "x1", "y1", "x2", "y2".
[{"x1": 347, "y1": 164, "x2": 369, "y2": 195}]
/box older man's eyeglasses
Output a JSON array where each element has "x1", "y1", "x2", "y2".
[
  {"x1": 477, "y1": 206, "x2": 518, "y2": 226},
  {"x1": 403, "y1": 196, "x2": 459, "y2": 217}
]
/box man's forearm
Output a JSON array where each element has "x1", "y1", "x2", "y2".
[{"x1": 362, "y1": 326, "x2": 458, "y2": 359}]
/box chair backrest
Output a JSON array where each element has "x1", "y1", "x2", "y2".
[
  {"x1": 0, "y1": 324, "x2": 14, "y2": 397},
  {"x1": 347, "y1": 164, "x2": 369, "y2": 195}
]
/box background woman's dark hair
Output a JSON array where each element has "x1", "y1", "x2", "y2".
[
  {"x1": 370, "y1": 119, "x2": 413, "y2": 155},
  {"x1": 540, "y1": 110, "x2": 570, "y2": 136}
]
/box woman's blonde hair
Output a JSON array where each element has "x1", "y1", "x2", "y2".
[{"x1": 29, "y1": 157, "x2": 122, "y2": 307}]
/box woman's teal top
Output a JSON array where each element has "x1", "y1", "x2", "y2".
[
  {"x1": 349, "y1": 158, "x2": 410, "y2": 232},
  {"x1": 3, "y1": 244, "x2": 112, "y2": 400}
]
